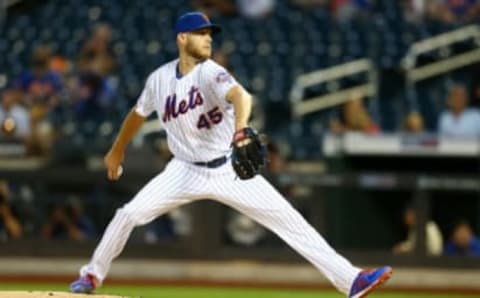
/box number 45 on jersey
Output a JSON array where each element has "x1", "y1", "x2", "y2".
[{"x1": 197, "y1": 106, "x2": 222, "y2": 129}]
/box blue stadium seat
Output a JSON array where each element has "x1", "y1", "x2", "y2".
[{"x1": 0, "y1": 0, "x2": 475, "y2": 157}]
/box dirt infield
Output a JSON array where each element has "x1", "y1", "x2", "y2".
[{"x1": 0, "y1": 292, "x2": 130, "y2": 298}]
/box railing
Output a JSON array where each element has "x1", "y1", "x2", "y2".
[
  {"x1": 289, "y1": 25, "x2": 480, "y2": 119},
  {"x1": 402, "y1": 25, "x2": 480, "y2": 83},
  {"x1": 1, "y1": 0, "x2": 22, "y2": 8},
  {"x1": 0, "y1": 0, "x2": 23, "y2": 26},
  {"x1": 289, "y1": 59, "x2": 378, "y2": 117}
]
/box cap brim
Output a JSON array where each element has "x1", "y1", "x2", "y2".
[{"x1": 193, "y1": 24, "x2": 222, "y2": 34}]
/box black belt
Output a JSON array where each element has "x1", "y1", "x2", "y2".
[{"x1": 193, "y1": 156, "x2": 227, "y2": 168}]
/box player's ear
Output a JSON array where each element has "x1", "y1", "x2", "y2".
[{"x1": 177, "y1": 33, "x2": 187, "y2": 46}]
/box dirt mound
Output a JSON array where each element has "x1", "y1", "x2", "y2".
[{"x1": 0, "y1": 291, "x2": 131, "y2": 298}]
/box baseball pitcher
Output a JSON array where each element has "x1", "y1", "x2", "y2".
[{"x1": 70, "y1": 12, "x2": 392, "y2": 298}]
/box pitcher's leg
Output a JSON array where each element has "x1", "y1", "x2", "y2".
[
  {"x1": 79, "y1": 160, "x2": 196, "y2": 284},
  {"x1": 212, "y1": 175, "x2": 359, "y2": 294}
]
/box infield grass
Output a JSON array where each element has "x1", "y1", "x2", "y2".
[{"x1": 0, "y1": 283, "x2": 477, "y2": 298}]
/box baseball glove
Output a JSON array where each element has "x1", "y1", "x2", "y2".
[{"x1": 231, "y1": 127, "x2": 267, "y2": 180}]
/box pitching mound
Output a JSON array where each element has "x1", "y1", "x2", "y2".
[{"x1": 0, "y1": 291, "x2": 130, "y2": 298}]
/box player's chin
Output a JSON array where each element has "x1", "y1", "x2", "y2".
[
  {"x1": 200, "y1": 50, "x2": 211, "y2": 59},
  {"x1": 191, "y1": 50, "x2": 210, "y2": 61}
]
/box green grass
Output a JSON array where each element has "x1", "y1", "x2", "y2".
[{"x1": 0, "y1": 283, "x2": 476, "y2": 298}]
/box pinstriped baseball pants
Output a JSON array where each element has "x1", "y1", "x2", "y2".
[{"x1": 79, "y1": 158, "x2": 360, "y2": 294}]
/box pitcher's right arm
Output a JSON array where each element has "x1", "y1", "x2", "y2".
[{"x1": 104, "y1": 108, "x2": 146, "y2": 180}]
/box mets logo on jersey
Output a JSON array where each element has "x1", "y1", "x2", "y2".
[
  {"x1": 216, "y1": 71, "x2": 232, "y2": 84},
  {"x1": 162, "y1": 86, "x2": 204, "y2": 123}
]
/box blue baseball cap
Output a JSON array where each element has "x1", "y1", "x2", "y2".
[{"x1": 175, "y1": 12, "x2": 222, "y2": 35}]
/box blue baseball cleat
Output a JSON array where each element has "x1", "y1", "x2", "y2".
[
  {"x1": 349, "y1": 266, "x2": 393, "y2": 298},
  {"x1": 70, "y1": 274, "x2": 98, "y2": 294}
]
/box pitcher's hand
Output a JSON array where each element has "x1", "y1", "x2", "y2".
[{"x1": 104, "y1": 148, "x2": 125, "y2": 181}]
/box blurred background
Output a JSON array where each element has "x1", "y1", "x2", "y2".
[{"x1": 1, "y1": 0, "x2": 480, "y2": 295}]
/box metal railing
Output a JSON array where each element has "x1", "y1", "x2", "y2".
[
  {"x1": 289, "y1": 25, "x2": 480, "y2": 119},
  {"x1": 402, "y1": 25, "x2": 480, "y2": 84},
  {"x1": 289, "y1": 59, "x2": 378, "y2": 118}
]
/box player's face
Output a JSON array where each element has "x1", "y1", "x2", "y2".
[{"x1": 185, "y1": 28, "x2": 213, "y2": 60}]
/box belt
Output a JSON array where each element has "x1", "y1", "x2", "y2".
[{"x1": 193, "y1": 156, "x2": 227, "y2": 168}]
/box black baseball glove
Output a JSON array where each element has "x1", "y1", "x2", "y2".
[{"x1": 231, "y1": 127, "x2": 267, "y2": 180}]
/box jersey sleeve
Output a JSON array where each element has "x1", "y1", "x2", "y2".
[
  {"x1": 203, "y1": 61, "x2": 239, "y2": 104},
  {"x1": 135, "y1": 74, "x2": 156, "y2": 117}
]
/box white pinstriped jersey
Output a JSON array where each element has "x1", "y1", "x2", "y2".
[
  {"x1": 135, "y1": 59, "x2": 238, "y2": 162},
  {"x1": 81, "y1": 62, "x2": 363, "y2": 298},
  {"x1": 76, "y1": 11, "x2": 377, "y2": 295}
]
